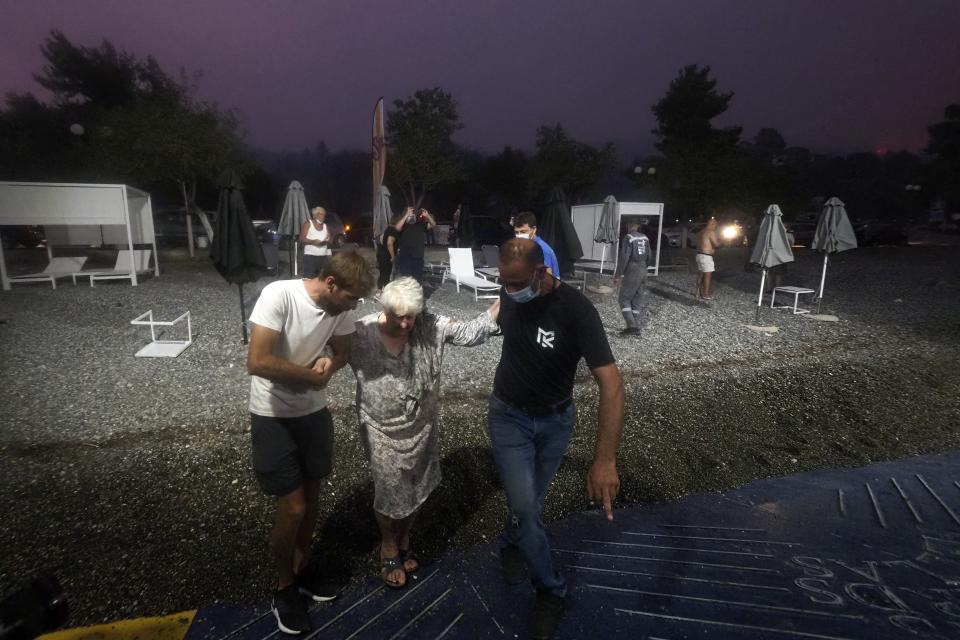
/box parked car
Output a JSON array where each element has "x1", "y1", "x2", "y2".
[
  {"x1": 466, "y1": 215, "x2": 514, "y2": 249},
  {"x1": 323, "y1": 212, "x2": 347, "y2": 249},
  {"x1": 664, "y1": 226, "x2": 684, "y2": 247},
  {"x1": 153, "y1": 208, "x2": 209, "y2": 247},
  {"x1": 0, "y1": 225, "x2": 45, "y2": 249},
  {"x1": 251, "y1": 219, "x2": 280, "y2": 245},
  {"x1": 344, "y1": 215, "x2": 374, "y2": 245},
  {"x1": 853, "y1": 220, "x2": 908, "y2": 246}
]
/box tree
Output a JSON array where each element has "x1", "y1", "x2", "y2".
[
  {"x1": 753, "y1": 128, "x2": 787, "y2": 158},
  {"x1": 650, "y1": 65, "x2": 743, "y2": 216},
  {"x1": 93, "y1": 96, "x2": 250, "y2": 231},
  {"x1": 387, "y1": 88, "x2": 463, "y2": 206},
  {"x1": 35, "y1": 30, "x2": 181, "y2": 109},
  {"x1": 0, "y1": 92, "x2": 79, "y2": 180},
  {"x1": 0, "y1": 31, "x2": 253, "y2": 249},
  {"x1": 531, "y1": 124, "x2": 615, "y2": 203},
  {"x1": 479, "y1": 146, "x2": 531, "y2": 207}
]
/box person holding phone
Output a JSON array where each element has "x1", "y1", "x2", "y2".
[{"x1": 394, "y1": 206, "x2": 435, "y2": 284}]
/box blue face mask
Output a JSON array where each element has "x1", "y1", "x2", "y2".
[{"x1": 506, "y1": 271, "x2": 541, "y2": 303}]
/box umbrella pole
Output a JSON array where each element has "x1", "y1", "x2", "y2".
[
  {"x1": 599, "y1": 244, "x2": 606, "y2": 274},
  {"x1": 817, "y1": 254, "x2": 828, "y2": 314},
  {"x1": 239, "y1": 283, "x2": 248, "y2": 344},
  {"x1": 756, "y1": 268, "x2": 767, "y2": 324}
]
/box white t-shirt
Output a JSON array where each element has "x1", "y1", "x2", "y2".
[
  {"x1": 303, "y1": 222, "x2": 332, "y2": 256},
  {"x1": 248, "y1": 279, "x2": 355, "y2": 417}
]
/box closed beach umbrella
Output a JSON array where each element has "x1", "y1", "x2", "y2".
[
  {"x1": 810, "y1": 196, "x2": 857, "y2": 313},
  {"x1": 372, "y1": 98, "x2": 388, "y2": 244},
  {"x1": 374, "y1": 185, "x2": 392, "y2": 245},
  {"x1": 278, "y1": 180, "x2": 310, "y2": 275},
  {"x1": 210, "y1": 170, "x2": 267, "y2": 344},
  {"x1": 539, "y1": 186, "x2": 583, "y2": 277},
  {"x1": 594, "y1": 195, "x2": 619, "y2": 273},
  {"x1": 457, "y1": 203, "x2": 474, "y2": 248},
  {"x1": 750, "y1": 204, "x2": 794, "y2": 322}
]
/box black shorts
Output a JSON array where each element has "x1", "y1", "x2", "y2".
[{"x1": 250, "y1": 408, "x2": 334, "y2": 496}]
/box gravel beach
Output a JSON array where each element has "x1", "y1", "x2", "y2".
[{"x1": 1, "y1": 243, "x2": 958, "y2": 625}]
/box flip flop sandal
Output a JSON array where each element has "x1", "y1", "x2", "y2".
[
  {"x1": 379, "y1": 549, "x2": 406, "y2": 589},
  {"x1": 400, "y1": 548, "x2": 421, "y2": 574}
]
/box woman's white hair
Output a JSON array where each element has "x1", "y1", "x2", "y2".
[{"x1": 381, "y1": 277, "x2": 424, "y2": 317}]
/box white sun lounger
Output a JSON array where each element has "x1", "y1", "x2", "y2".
[
  {"x1": 72, "y1": 249, "x2": 153, "y2": 286},
  {"x1": 8, "y1": 256, "x2": 88, "y2": 290},
  {"x1": 444, "y1": 248, "x2": 501, "y2": 301}
]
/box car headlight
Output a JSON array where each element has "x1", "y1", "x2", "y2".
[{"x1": 721, "y1": 225, "x2": 739, "y2": 240}]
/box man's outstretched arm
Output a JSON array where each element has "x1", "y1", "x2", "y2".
[{"x1": 587, "y1": 362, "x2": 625, "y2": 520}]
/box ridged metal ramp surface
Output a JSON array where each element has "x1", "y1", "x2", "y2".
[{"x1": 186, "y1": 451, "x2": 960, "y2": 640}]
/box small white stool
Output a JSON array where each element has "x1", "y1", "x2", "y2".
[
  {"x1": 770, "y1": 286, "x2": 815, "y2": 315},
  {"x1": 130, "y1": 310, "x2": 193, "y2": 357}
]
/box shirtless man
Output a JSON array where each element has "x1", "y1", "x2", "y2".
[{"x1": 695, "y1": 218, "x2": 721, "y2": 300}]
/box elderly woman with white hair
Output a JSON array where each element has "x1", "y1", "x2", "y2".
[{"x1": 349, "y1": 277, "x2": 499, "y2": 588}]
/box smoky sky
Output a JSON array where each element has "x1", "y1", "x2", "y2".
[{"x1": 2, "y1": 0, "x2": 958, "y2": 155}]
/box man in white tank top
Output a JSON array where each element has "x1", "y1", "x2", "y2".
[{"x1": 299, "y1": 207, "x2": 333, "y2": 278}]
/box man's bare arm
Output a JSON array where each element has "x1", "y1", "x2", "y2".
[
  {"x1": 247, "y1": 323, "x2": 325, "y2": 387},
  {"x1": 587, "y1": 363, "x2": 625, "y2": 520}
]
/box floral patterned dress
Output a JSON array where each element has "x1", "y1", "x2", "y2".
[{"x1": 348, "y1": 311, "x2": 496, "y2": 519}]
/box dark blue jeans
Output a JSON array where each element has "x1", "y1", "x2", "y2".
[
  {"x1": 487, "y1": 395, "x2": 575, "y2": 597},
  {"x1": 395, "y1": 253, "x2": 424, "y2": 284}
]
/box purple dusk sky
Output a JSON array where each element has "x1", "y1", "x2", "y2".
[{"x1": 2, "y1": 1, "x2": 959, "y2": 156}]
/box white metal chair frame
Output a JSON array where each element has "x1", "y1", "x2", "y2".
[
  {"x1": 130, "y1": 310, "x2": 193, "y2": 358},
  {"x1": 770, "y1": 286, "x2": 815, "y2": 315}
]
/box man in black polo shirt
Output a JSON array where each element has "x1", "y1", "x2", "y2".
[
  {"x1": 394, "y1": 206, "x2": 436, "y2": 284},
  {"x1": 489, "y1": 238, "x2": 625, "y2": 640}
]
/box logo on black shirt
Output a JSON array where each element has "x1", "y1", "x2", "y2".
[{"x1": 537, "y1": 327, "x2": 555, "y2": 349}]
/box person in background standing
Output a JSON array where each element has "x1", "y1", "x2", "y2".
[
  {"x1": 513, "y1": 212, "x2": 559, "y2": 276},
  {"x1": 395, "y1": 206, "x2": 436, "y2": 284},
  {"x1": 695, "y1": 218, "x2": 721, "y2": 300},
  {"x1": 299, "y1": 207, "x2": 333, "y2": 278},
  {"x1": 450, "y1": 204, "x2": 462, "y2": 247},
  {"x1": 376, "y1": 212, "x2": 405, "y2": 294},
  {"x1": 613, "y1": 222, "x2": 651, "y2": 336}
]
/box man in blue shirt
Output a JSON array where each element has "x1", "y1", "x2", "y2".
[{"x1": 513, "y1": 212, "x2": 560, "y2": 277}]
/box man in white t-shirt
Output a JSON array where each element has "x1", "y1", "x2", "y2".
[{"x1": 247, "y1": 250, "x2": 374, "y2": 635}]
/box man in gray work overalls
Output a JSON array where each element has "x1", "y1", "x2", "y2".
[{"x1": 613, "y1": 222, "x2": 650, "y2": 336}]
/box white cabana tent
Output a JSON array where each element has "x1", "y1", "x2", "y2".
[
  {"x1": 572, "y1": 201, "x2": 664, "y2": 276},
  {"x1": 0, "y1": 182, "x2": 159, "y2": 290}
]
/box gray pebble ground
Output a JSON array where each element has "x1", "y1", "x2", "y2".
[{"x1": 1, "y1": 242, "x2": 958, "y2": 625}]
